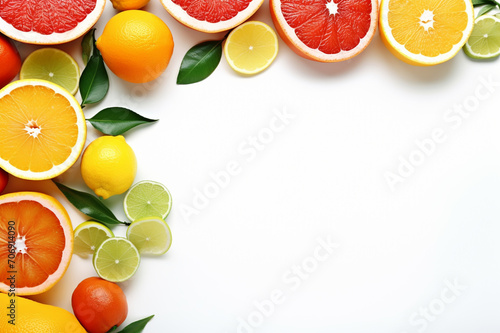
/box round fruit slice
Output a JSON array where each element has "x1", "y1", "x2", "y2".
[
  {"x1": 93, "y1": 237, "x2": 140, "y2": 282},
  {"x1": 160, "y1": 0, "x2": 264, "y2": 33},
  {"x1": 0, "y1": 79, "x2": 86, "y2": 180},
  {"x1": 126, "y1": 217, "x2": 172, "y2": 255},
  {"x1": 74, "y1": 221, "x2": 114, "y2": 259},
  {"x1": 224, "y1": 21, "x2": 279, "y2": 75},
  {"x1": 124, "y1": 180, "x2": 172, "y2": 221},
  {"x1": 464, "y1": 15, "x2": 500, "y2": 60},
  {"x1": 270, "y1": 0, "x2": 378, "y2": 62},
  {"x1": 0, "y1": 0, "x2": 106, "y2": 45},
  {"x1": 20, "y1": 48, "x2": 80, "y2": 95},
  {"x1": 379, "y1": 0, "x2": 474, "y2": 66},
  {"x1": 0, "y1": 192, "x2": 73, "y2": 295}
]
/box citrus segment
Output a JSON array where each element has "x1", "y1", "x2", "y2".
[
  {"x1": 0, "y1": 0, "x2": 106, "y2": 44},
  {"x1": 464, "y1": 15, "x2": 500, "y2": 59},
  {"x1": 270, "y1": 0, "x2": 378, "y2": 62},
  {"x1": 0, "y1": 192, "x2": 73, "y2": 295},
  {"x1": 379, "y1": 0, "x2": 474, "y2": 65},
  {"x1": 224, "y1": 21, "x2": 279, "y2": 75},
  {"x1": 93, "y1": 237, "x2": 140, "y2": 282},
  {"x1": 0, "y1": 79, "x2": 86, "y2": 180},
  {"x1": 124, "y1": 180, "x2": 172, "y2": 221},
  {"x1": 73, "y1": 221, "x2": 114, "y2": 258},
  {"x1": 126, "y1": 217, "x2": 172, "y2": 255}
]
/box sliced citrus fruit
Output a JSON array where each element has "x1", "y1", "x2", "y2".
[
  {"x1": 0, "y1": 0, "x2": 106, "y2": 45},
  {"x1": 270, "y1": 0, "x2": 378, "y2": 62},
  {"x1": 379, "y1": 0, "x2": 474, "y2": 66},
  {"x1": 224, "y1": 21, "x2": 279, "y2": 75},
  {"x1": 126, "y1": 217, "x2": 172, "y2": 255},
  {"x1": 0, "y1": 79, "x2": 86, "y2": 180},
  {"x1": 93, "y1": 237, "x2": 140, "y2": 282},
  {"x1": 160, "y1": 0, "x2": 264, "y2": 33},
  {"x1": 464, "y1": 15, "x2": 500, "y2": 59},
  {"x1": 124, "y1": 180, "x2": 172, "y2": 221},
  {"x1": 74, "y1": 221, "x2": 114, "y2": 259},
  {"x1": 0, "y1": 192, "x2": 73, "y2": 295},
  {"x1": 20, "y1": 48, "x2": 80, "y2": 95}
]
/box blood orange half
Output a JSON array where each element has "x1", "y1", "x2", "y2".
[
  {"x1": 0, "y1": 192, "x2": 73, "y2": 295},
  {"x1": 0, "y1": 0, "x2": 106, "y2": 45},
  {"x1": 270, "y1": 0, "x2": 378, "y2": 62},
  {"x1": 160, "y1": 0, "x2": 264, "y2": 33}
]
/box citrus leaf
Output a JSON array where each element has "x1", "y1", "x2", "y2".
[
  {"x1": 54, "y1": 182, "x2": 128, "y2": 226},
  {"x1": 177, "y1": 40, "x2": 223, "y2": 85},
  {"x1": 80, "y1": 54, "x2": 109, "y2": 107},
  {"x1": 472, "y1": 0, "x2": 495, "y2": 5},
  {"x1": 477, "y1": 3, "x2": 497, "y2": 15},
  {"x1": 87, "y1": 107, "x2": 158, "y2": 135},
  {"x1": 81, "y1": 29, "x2": 94, "y2": 66},
  {"x1": 118, "y1": 315, "x2": 154, "y2": 333}
]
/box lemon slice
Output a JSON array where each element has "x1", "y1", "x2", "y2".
[
  {"x1": 126, "y1": 217, "x2": 172, "y2": 255},
  {"x1": 74, "y1": 221, "x2": 114, "y2": 259},
  {"x1": 224, "y1": 21, "x2": 279, "y2": 75},
  {"x1": 20, "y1": 48, "x2": 80, "y2": 95},
  {"x1": 464, "y1": 15, "x2": 500, "y2": 59},
  {"x1": 93, "y1": 237, "x2": 141, "y2": 282},
  {"x1": 124, "y1": 180, "x2": 172, "y2": 221}
]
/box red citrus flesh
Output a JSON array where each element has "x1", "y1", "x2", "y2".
[{"x1": 172, "y1": 0, "x2": 253, "y2": 23}]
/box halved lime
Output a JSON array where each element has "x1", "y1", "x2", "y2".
[
  {"x1": 20, "y1": 48, "x2": 80, "y2": 95},
  {"x1": 464, "y1": 15, "x2": 500, "y2": 59},
  {"x1": 124, "y1": 180, "x2": 172, "y2": 221},
  {"x1": 126, "y1": 217, "x2": 172, "y2": 255},
  {"x1": 93, "y1": 237, "x2": 141, "y2": 282},
  {"x1": 74, "y1": 221, "x2": 114, "y2": 259}
]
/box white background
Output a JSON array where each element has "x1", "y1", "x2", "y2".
[{"x1": 7, "y1": 0, "x2": 500, "y2": 332}]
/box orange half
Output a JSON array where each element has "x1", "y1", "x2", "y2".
[{"x1": 0, "y1": 79, "x2": 86, "y2": 180}]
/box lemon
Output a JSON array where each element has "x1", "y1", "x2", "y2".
[
  {"x1": 110, "y1": 0, "x2": 150, "y2": 10},
  {"x1": 81, "y1": 135, "x2": 137, "y2": 199},
  {"x1": 463, "y1": 15, "x2": 500, "y2": 60},
  {"x1": 126, "y1": 216, "x2": 172, "y2": 255},
  {"x1": 93, "y1": 237, "x2": 141, "y2": 282},
  {"x1": 74, "y1": 221, "x2": 114, "y2": 258},
  {"x1": 0, "y1": 293, "x2": 86, "y2": 333},
  {"x1": 224, "y1": 21, "x2": 279, "y2": 75}
]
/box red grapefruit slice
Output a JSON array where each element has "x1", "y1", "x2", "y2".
[
  {"x1": 0, "y1": 0, "x2": 106, "y2": 45},
  {"x1": 160, "y1": 0, "x2": 264, "y2": 33},
  {"x1": 270, "y1": 0, "x2": 378, "y2": 62}
]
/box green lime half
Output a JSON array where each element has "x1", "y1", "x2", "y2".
[
  {"x1": 464, "y1": 15, "x2": 500, "y2": 59},
  {"x1": 20, "y1": 48, "x2": 80, "y2": 95},
  {"x1": 126, "y1": 216, "x2": 172, "y2": 255},
  {"x1": 74, "y1": 221, "x2": 114, "y2": 259},
  {"x1": 124, "y1": 180, "x2": 172, "y2": 221},
  {"x1": 93, "y1": 237, "x2": 141, "y2": 282}
]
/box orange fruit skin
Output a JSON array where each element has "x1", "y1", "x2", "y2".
[
  {"x1": 0, "y1": 34, "x2": 21, "y2": 88},
  {"x1": 72, "y1": 277, "x2": 128, "y2": 333},
  {"x1": 96, "y1": 10, "x2": 174, "y2": 84},
  {"x1": 0, "y1": 169, "x2": 8, "y2": 194}
]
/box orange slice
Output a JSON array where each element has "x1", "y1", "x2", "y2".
[
  {"x1": 379, "y1": 0, "x2": 474, "y2": 66},
  {"x1": 0, "y1": 79, "x2": 86, "y2": 180},
  {"x1": 0, "y1": 192, "x2": 74, "y2": 295}
]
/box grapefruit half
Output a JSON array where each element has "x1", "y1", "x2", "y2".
[
  {"x1": 0, "y1": 0, "x2": 106, "y2": 45},
  {"x1": 0, "y1": 192, "x2": 74, "y2": 295},
  {"x1": 270, "y1": 0, "x2": 378, "y2": 62},
  {"x1": 160, "y1": 0, "x2": 264, "y2": 33}
]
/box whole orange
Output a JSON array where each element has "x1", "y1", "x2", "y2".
[
  {"x1": 72, "y1": 277, "x2": 128, "y2": 333},
  {"x1": 0, "y1": 34, "x2": 21, "y2": 88},
  {"x1": 96, "y1": 10, "x2": 174, "y2": 83}
]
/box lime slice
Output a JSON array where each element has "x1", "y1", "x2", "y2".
[
  {"x1": 74, "y1": 221, "x2": 114, "y2": 259},
  {"x1": 93, "y1": 237, "x2": 141, "y2": 282},
  {"x1": 124, "y1": 180, "x2": 172, "y2": 221},
  {"x1": 126, "y1": 217, "x2": 172, "y2": 255},
  {"x1": 20, "y1": 48, "x2": 80, "y2": 95},
  {"x1": 464, "y1": 15, "x2": 500, "y2": 59}
]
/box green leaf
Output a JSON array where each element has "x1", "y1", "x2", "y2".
[
  {"x1": 477, "y1": 3, "x2": 497, "y2": 15},
  {"x1": 472, "y1": 0, "x2": 495, "y2": 5},
  {"x1": 54, "y1": 182, "x2": 127, "y2": 226},
  {"x1": 177, "y1": 40, "x2": 223, "y2": 85},
  {"x1": 81, "y1": 29, "x2": 94, "y2": 66},
  {"x1": 107, "y1": 326, "x2": 118, "y2": 333},
  {"x1": 80, "y1": 54, "x2": 109, "y2": 106},
  {"x1": 118, "y1": 315, "x2": 154, "y2": 333},
  {"x1": 87, "y1": 107, "x2": 158, "y2": 136}
]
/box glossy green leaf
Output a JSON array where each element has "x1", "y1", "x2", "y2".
[
  {"x1": 81, "y1": 29, "x2": 94, "y2": 66},
  {"x1": 477, "y1": 3, "x2": 497, "y2": 15},
  {"x1": 472, "y1": 0, "x2": 495, "y2": 5},
  {"x1": 54, "y1": 182, "x2": 127, "y2": 226},
  {"x1": 177, "y1": 40, "x2": 223, "y2": 85},
  {"x1": 118, "y1": 315, "x2": 154, "y2": 333},
  {"x1": 80, "y1": 54, "x2": 109, "y2": 107},
  {"x1": 87, "y1": 107, "x2": 158, "y2": 135}
]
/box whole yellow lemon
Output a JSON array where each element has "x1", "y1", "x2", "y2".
[
  {"x1": 111, "y1": 0, "x2": 150, "y2": 11},
  {"x1": 81, "y1": 135, "x2": 137, "y2": 199},
  {"x1": 96, "y1": 10, "x2": 174, "y2": 83},
  {"x1": 0, "y1": 293, "x2": 86, "y2": 333}
]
